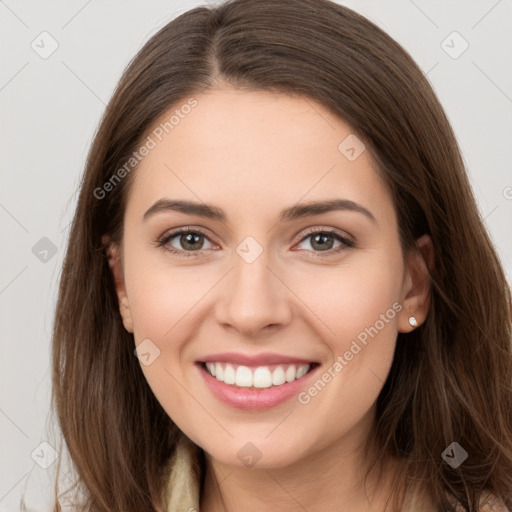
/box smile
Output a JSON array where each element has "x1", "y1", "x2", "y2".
[
  {"x1": 197, "y1": 361, "x2": 320, "y2": 411},
  {"x1": 203, "y1": 362, "x2": 313, "y2": 388}
]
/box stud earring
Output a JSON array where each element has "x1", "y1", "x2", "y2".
[{"x1": 408, "y1": 316, "x2": 418, "y2": 328}]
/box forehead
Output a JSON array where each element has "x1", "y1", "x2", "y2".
[{"x1": 126, "y1": 88, "x2": 392, "y2": 223}]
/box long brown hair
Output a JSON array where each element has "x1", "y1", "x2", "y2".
[{"x1": 47, "y1": 0, "x2": 512, "y2": 510}]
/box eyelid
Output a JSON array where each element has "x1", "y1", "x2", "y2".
[{"x1": 295, "y1": 226, "x2": 354, "y2": 246}]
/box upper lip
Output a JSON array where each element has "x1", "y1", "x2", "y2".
[{"x1": 198, "y1": 352, "x2": 318, "y2": 366}]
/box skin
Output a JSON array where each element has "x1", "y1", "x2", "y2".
[{"x1": 106, "y1": 86, "x2": 433, "y2": 512}]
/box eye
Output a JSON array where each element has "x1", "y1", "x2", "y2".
[
  {"x1": 157, "y1": 226, "x2": 354, "y2": 258},
  {"x1": 158, "y1": 228, "x2": 217, "y2": 257},
  {"x1": 294, "y1": 228, "x2": 354, "y2": 256}
]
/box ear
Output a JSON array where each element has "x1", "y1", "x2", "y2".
[
  {"x1": 102, "y1": 235, "x2": 134, "y2": 333},
  {"x1": 398, "y1": 234, "x2": 434, "y2": 333}
]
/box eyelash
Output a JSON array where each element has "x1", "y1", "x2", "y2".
[{"x1": 156, "y1": 227, "x2": 355, "y2": 259}]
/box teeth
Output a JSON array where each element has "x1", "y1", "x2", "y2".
[
  {"x1": 285, "y1": 365, "x2": 296, "y2": 382},
  {"x1": 223, "y1": 364, "x2": 236, "y2": 384},
  {"x1": 215, "y1": 362, "x2": 223, "y2": 381},
  {"x1": 272, "y1": 366, "x2": 286, "y2": 386},
  {"x1": 206, "y1": 363, "x2": 216, "y2": 377},
  {"x1": 253, "y1": 367, "x2": 272, "y2": 388},
  {"x1": 296, "y1": 365, "x2": 308, "y2": 379},
  {"x1": 235, "y1": 366, "x2": 253, "y2": 387},
  {"x1": 204, "y1": 363, "x2": 311, "y2": 388}
]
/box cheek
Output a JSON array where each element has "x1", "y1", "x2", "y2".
[
  {"x1": 127, "y1": 244, "x2": 404, "y2": 370},
  {"x1": 125, "y1": 245, "x2": 213, "y2": 344},
  {"x1": 125, "y1": 239, "x2": 403, "y2": 439},
  {"x1": 291, "y1": 250, "x2": 403, "y2": 410},
  {"x1": 126, "y1": 268, "x2": 209, "y2": 432},
  {"x1": 293, "y1": 251, "x2": 403, "y2": 351},
  {"x1": 122, "y1": 249, "x2": 211, "y2": 404},
  {"x1": 286, "y1": 258, "x2": 402, "y2": 449}
]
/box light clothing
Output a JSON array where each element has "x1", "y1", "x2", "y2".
[{"x1": 163, "y1": 434, "x2": 510, "y2": 512}]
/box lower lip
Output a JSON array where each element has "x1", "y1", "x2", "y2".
[{"x1": 196, "y1": 362, "x2": 319, "y2": 411}]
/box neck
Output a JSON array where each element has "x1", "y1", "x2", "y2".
[{"x1": 199, "y1": 418, "x2": 404, "y2": 512}]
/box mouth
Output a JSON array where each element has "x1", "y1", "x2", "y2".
[{"x1": 197, "y1": 361, "x2": 320, "y2": 389}]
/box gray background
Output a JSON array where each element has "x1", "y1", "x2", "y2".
[{"x1": 1, "y1": 1, "x2": 511, "y2": 510}]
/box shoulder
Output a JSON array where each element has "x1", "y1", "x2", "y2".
[
  {"x1": 403, "y1": 485, "x2": 510, "y2": 512},
  {"x1": 452, "y1": 492, "x2": 510, "y2": 512},
  {"x1": 476, "y1": 492, "x2": 510, "y2": 512},
  {"x1": 163, "y1": 434, "x2": 202, "y2": 512}
]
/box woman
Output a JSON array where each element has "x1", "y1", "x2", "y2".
[{"x1": 44, "y1": 0, "x2": 512, "y2": 510}]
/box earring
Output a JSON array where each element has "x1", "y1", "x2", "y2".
[{"x1": 408, "y1": 316, "x2": 418, "y2": 328}]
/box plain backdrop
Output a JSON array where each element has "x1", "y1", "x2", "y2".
[{"x1": 1, "y1": 0, "x2": 511, "y2": 510}]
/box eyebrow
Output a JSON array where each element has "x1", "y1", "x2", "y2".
[{"x1": 142, "y1": 198, "x2": 377, "y2": 225}]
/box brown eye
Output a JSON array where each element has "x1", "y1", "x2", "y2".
[
  {"x1": 159, "y1": 228, "x2": 216, "y2": 256},
  {"x1": 295, "y1": 229, "x2": 354, "y2": 255},
  {"x1": 176, "y1": 232, "x2": 205, "y2": 251},
  {"x1": 158, "y1": 227, "x2": 354, "y2": 259}
]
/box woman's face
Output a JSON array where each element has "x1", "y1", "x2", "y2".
[{"x1": 109, "y1": 87, "x2": 428, "y2": 468}]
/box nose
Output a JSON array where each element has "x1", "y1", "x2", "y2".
[{"x1": 214, "y1": 250, "x2": 293, "y2": 337}]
